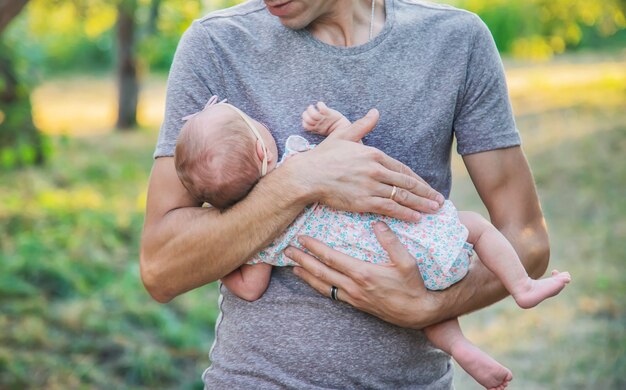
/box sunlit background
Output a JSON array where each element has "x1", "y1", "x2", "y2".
[{"x1": 1, "y1": 0, "x2": 625, "y2": 389}]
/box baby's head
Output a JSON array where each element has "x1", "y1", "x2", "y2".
[{"x1": 175, "y1": 103, "x2": 277, "y2": 209}]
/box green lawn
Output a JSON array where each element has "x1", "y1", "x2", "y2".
[{"x1": 1, "y1": 56, "x2": 625, "y2": 389}]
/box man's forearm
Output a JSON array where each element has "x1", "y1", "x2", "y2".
[
  {"x1": 427, "y1": 147, "x2": 552, "y2": 324},
  {"x1": 140, "y1": 160, "x2": 311, "y2": 303}
]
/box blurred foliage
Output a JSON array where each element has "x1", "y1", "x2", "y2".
[
  {"x1": 1, "y1": 0, "x2": 241, "y2": 165},
  {"x1": 3, "y1": 0, "x2": 241, "y2": 80},
  {"x1": 0, "y1": 132, "x2": 220, "y2": 389},
  {"x1": 452, "y1": 0, "x2": 626, "y2": 59},
  {"x1": 0, "y1": 0, "x2": 623, "y2": 81},
  {"x1": 0, "y1": 31, "x2": 48, "y2": 169}
]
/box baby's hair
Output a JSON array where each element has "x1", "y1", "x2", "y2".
[{"x1": 175, "y1": 112, "x2": 261, "y2": 209}]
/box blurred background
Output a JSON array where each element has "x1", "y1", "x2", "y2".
[{"x1": 0, "y1": 0, "x2": 624, "y2": 388}]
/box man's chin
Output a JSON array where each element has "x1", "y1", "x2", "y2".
[
  {"x1": 278, "y1": 20, "x2": 309, "y2": 31},
  {"x1": 265, "y1": 0, "x2": 312, "y2": 30}
]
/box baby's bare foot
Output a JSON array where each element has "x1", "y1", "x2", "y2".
[
  {"x1": 301, "y1": 101, "x2": 349, "y2": 136},
  {"x1": 512, "y1": 270, "x2": 571, "y2": 309},
  {"x1": 451, "y1": 340, "x2": 513, "y2": 390}
]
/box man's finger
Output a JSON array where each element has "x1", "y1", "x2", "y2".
[
  {"x1": 293, "y1": 267, "x2": 333, "y2": 298},
  {"x1": 292, "y1": 267, "x2": 357, "y2": 306},
  {"x1": 287, "y1": 246, "x2": 358, "y2": 306},
  {"x1": 295, "y1": 235, "x2": 378, "y2": 281},
  {"x1": 368, "y1": 197, "x2": 422, "y2": 222},
  {"x1": 376, "y1": 153, "x2": 444, "y2": 205},
  {"x1": 372, "y1": 222, "x2": 425, "y2": 287},
  {"x1": 285, "y1": 245, "x2": 354, "y2": 290},
  {"x1": 329, "y1": 108, "x2": 379, "y2": 142},
  {"x1": 373, "y1": 182, "x2": 441, "y2": 214}
]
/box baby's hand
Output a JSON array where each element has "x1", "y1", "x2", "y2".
[{"x1": 302, "y1": 101, "x2": 351, "y2": 136}]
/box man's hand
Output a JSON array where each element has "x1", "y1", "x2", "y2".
[
  {"x1": 285, "y1": 221, "x2": 442, "y2": 329},
  {"x1": 285, "y1": 109, "x2": 444, "y2": 222},
  {"x1": 284, "y1": 146, "x2": 550, "y2": 328}
]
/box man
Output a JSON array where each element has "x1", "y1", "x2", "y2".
[{"x1": 140, "y1": 0, "x2": 550, "y2": 388}]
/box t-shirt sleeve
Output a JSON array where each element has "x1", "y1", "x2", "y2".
[
  {"x1": 453, "y1": 15, "x2": 521, "y2": 156},
  {"x1": 153, "y1": 21, "x2": 222, "y2": 158}
]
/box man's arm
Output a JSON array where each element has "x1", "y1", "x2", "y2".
[
  {"x1": 140, "y1": 111, "x2": 444, "y2": 303},
  {"x1": 287, "y1": 146, "x2": 550, "y2": 328},
  {"x1": 140, "y1": 156, "x2": 308, "y2": 303},
  {"x1": 433, "y1": 146, "x2": 550, "y2": 316},
  {"x1": 464, "y1": 147, "x2": 551, "y2": 278}
]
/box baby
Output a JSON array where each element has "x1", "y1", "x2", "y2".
[{"x1": 174, "y1": 97, "x2": 571, "y2": 390}]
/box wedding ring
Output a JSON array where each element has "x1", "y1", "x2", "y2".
[
  {"x1": 389, "y1": 186, "x2": 398, "y2": 201},
  {"x1": 330, "y1": 285, "x2": 339, "y2": 301}
]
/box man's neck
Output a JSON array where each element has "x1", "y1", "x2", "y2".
[{"x1": 308, "y1": 0, "x2": 385, "y2": 47}]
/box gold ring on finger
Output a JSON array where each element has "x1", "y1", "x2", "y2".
[{"x1": 389, "y1": 186, "x2": 398, "y2": 201}]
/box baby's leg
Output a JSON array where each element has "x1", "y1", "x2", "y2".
[
  {"x1": 301, "y1": 101, "x2": 352, "y2": 136},
  {"x1": 460, "y1": 211, "x2": 571, "y2": 309},
  {"x1": 220, "y1": 263, "x2": 272, "y2": 302},
  {"x1": 425, "y1": 318, "x2": 512, "y2": 390}
]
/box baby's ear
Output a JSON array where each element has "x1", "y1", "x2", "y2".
[
  {"x1": 255, "y1": 139, "x2": 265, "y2": 162},
  {"x1": 256, "y1": 139, "x2": 274, "y2": 163}
]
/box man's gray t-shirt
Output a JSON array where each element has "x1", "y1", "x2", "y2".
[{"x1": 155, "y1": 0, "x2": 520, "y2": 388}]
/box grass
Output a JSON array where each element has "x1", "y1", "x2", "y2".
[{"x1": 2, "y1": 54, "x2": 625, "y2": 389}]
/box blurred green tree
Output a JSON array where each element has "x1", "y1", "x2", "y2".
[
  {"x1": 56, "y1": 0, "x2": 143, "y2": 130},
  {"x1": 116, "y1": 0, "x2": 139, "y2": 130},
  {"x1": 0, "y1": 0, "x2": 47, "y2": 168},
  {"x1": 0, "y1": 0, "x2": 29, "y2": 28},
  {"x1": 454, "y1": 0, "x2": 626, "y2": 59},
  {"x1": 17, "y1": 0, "x2": 227, "y2": 130}
]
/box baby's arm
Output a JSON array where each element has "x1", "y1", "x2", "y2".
[
  {"x1": 221, "y1": 263, "x2": 272, "y2": 302},
  {"x1": 460, "y1": 211, "x2": 570, "y2": 309},
  {"x1": 302, "y1": 102, "x2": 352, "y2": 136}
]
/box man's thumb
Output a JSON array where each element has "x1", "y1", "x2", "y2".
[
  {"x1": 331, "y1": 108, "x2": 379, "y2": 142},
  {"x1": 373, "y1": 221, "x2": 421, "y2": 272}
]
